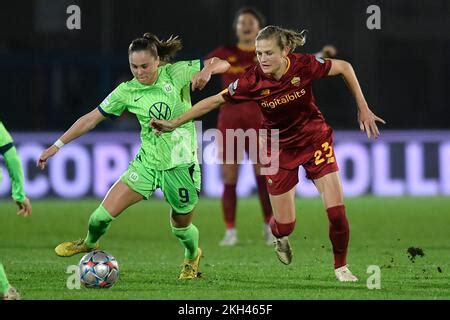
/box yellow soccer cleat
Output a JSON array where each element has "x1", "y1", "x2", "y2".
[
  {"x1": 55, "y1": 239, "x2": 99, "y2": 257},
  {"x1": 179, "y1": 248, "x2": 203, "y2": 280}
]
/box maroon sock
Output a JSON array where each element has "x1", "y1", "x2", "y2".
[
  {"x1": 222, "y1": 184, "x2": 237, "y2": 229},
  {"x1": 269, "y1": 217, "x2": 296, "y2": 238},
  {"x1": 255, "y1": 175, "x2": 273, "y2": 224},
  {"x1": 326, "y1": 205, "x2": 349, "y2": 269}
]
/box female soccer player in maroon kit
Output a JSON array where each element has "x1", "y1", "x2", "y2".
[
  {"x1": 152, "y1": 26, "x2": 385, "y2": 281},
  {"x1": 207, "y1": 8, "x2": 338, "y2": 247}
]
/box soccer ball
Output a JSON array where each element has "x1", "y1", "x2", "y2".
[{"x1": 79, "y1": 250, "x2": 119, "y2": 288}]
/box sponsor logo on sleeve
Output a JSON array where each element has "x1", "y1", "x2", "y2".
[
  {"x1": 228, "y1": 79, "x2": 239, "y2": 96},
  {"x1": 315, "y1": 56, "x2": 325, "y2": 64},
  {"x1": 100, "y1": 93, "x2": 112, "y2": 107}
]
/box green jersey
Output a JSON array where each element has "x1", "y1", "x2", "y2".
[
  {"x1": 0, "y1": 121, "x2": 26, "y2": 203},
  {"x1": 0, "y1": 121, "x2": 13, "y2": 146},
  {"x1": 98, "y1": 60, "x2": 201, "y2": 170}
]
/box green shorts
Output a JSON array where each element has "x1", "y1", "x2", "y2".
[{"x1": 120, "y1": 158, "x2": 201, "y2": 214}]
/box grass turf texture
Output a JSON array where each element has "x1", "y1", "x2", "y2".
[{"x1": 0, "y1": 197, "x2": 449, "y2": 300}]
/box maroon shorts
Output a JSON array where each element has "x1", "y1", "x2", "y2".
[
  {"x1": 265, "y1": 133, "x2": 339, "y2": 195},
  {"x1": 217, "y1": 102, "x2": 263, "y2": 163}
]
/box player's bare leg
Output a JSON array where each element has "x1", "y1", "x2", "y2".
[
  {"x1": 269, "y1": 186, "x2": 296, "y2": 264},
  {"x1": 172, "y1": 210, "x2": 202, "y2": 280},
  {"x1": 219, "y1": 163, "x2": 239, "y2": 246},
  {"x1": 253, "y1": 163, "x2": 275, "y2": 245},
  {"x1": 314, "y1": 171, "x2": 358, "y2": 282},
  {"x1": 101, "y1": 180, "x2": 144, "y2": 217},
  {"x1": 55, "y1": 181, "x2": 143, "y2": 257}
]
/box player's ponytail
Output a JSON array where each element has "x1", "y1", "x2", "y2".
[
  {"x1": 256, "y1": 26, "x2": 307, "y2": 53},
  {"x1": 128, "y1": 33, "x2": 183, "y2": 62}
]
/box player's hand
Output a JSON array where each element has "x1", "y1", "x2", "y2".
[
  {"x1": 37, "y1": 145, "x2": 59, "y2": 170},
  {"x1": 191, "y1": 70, "x2": 212, "y2": 91},
  {"x1": 321, "y1": 45, "x2": 337, "y2": 58},
  {"x1": 358, "y1": 107, "x2": 386, "y2": 139},
  {"x1": 150, "y1": 118, "x2": 177, "y2": 134},
  {"x1": 16, "y1": 197, "x2": 32, "y2": 217}
]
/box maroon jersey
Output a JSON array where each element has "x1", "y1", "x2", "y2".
[
  {"x1": 206, "y1": 45, "x2": 260, "y2": 115},
  {"x1": 206, "y1": 45, "x2": 258, "y2": 88},
  {"x1": 222, "y1": 53, "x2": 333, "y2": 150}
]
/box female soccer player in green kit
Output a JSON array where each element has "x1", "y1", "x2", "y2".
[
  {"x1": 37, "y1": 33, "x2": 230, "y2": 280},
  {"x1": 1, "y1": 121, "x2": 32, "y2": 300}
]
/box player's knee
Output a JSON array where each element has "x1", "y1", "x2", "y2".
[
  {"x1": 222, "y1": 166, "x2": 239, "y2": 184},
  {"x1": 270, "y1": 217, "x2": 296, "y2": 238},
  {"x1": 326, "y1": 205, "x2": 348, "y2": 229},
  {"x1": 222, "y1": 175, "x2": 238, "y2": 184}
]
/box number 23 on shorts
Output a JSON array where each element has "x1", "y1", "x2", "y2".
[{"x1": 314, "y1": 141, "x2": 335, "y2": 166}]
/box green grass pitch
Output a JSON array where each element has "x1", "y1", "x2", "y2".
[{"x1": 0, "y1": 196, "x2": 449, "y2": 300}]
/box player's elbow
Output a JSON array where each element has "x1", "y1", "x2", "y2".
[
  {"x1": 331, "y1": 59, "x2": 353, "y2": 76},
  {"x1": 340, "y1": 60, "x2": 353, "y2": 74},
  {"x1": 79, "y1": 112, "x2": 101, "y2": 131},
  {"x1": 222, "y1": 60, "x2": 231, "y2": 71},
  {"x1": 213, "y1": 57, "x2": 231, "y2": 73}
]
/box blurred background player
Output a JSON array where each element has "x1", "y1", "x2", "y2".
[
  {"x1": 205, "y1": 7, "x2": 337, "y2": 246},
  {"x1": 37, "y1": 33, "x2": 230, "y2": 280},
  {"x1": 0, "y1": 121, "x2": 32, "y2": 300},
  {"x1": 151, "y1": 25, "x2": 385, "y2": 282}
]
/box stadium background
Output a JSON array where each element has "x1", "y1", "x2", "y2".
[
  {"x1": 0, "y1": 0, "x2": 449, "y2": 199},
  {"x1": 1, "y1": 0, "x2": 450, "y2": 301},
  {"x1": 1, "y1": 0, "x2": 449, "y2": 131}
]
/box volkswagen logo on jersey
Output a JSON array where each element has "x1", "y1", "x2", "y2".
[{"x1": 149, "y1": 102, "x2": 172, "y2": 120}]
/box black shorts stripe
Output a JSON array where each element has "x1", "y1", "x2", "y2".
[
  {"x1": 0, "y1": 142, "x2": 14, "y2": 155},
  {"x1": 187, "y1": 164, "x2": 200, "y2": 196},
  {"x1": 188, "y1": 164, "x2": 195, "y2": 183}
]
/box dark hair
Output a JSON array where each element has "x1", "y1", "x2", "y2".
[
  {"x1": 128, "y1": 33, "x2": 183, "y2": 62},
  {"x1": 256, "y1": 26, "x2": 307, "y2": 53},
  {"x1": 233, "y1": 7, "x2": 266, "y2": 30}
]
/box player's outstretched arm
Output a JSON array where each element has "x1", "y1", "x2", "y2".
[
  {"x1": 37, "y1": 108, "x2": 106, "y2": 170},
  {"x1": 327, "y1": 59, "x2": 386, "y2": 139},
  {"x1": 2, "y1": 144, "x2": 32, "y2": 216},
  {"x1": 151, "y1": 93, "x2": 226, "y2": 133},
  {"x1": 191, "y1": 57, "x2": 231, "y2": 91}
]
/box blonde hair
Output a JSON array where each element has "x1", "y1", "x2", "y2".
[
  {"x1": 128, "y1": 33, "x2": 183, "y2": 62},
  {"x1": 256, "y1": 25, "x2": 307, "y2": 53}
]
